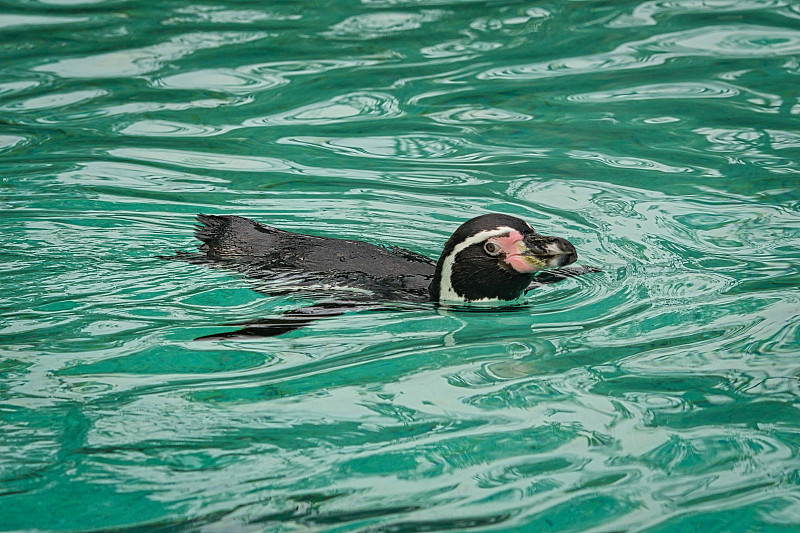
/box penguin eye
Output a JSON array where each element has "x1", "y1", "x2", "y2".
[{"x1": 483, "y1": 241, "x2": 501, "y2": 256}]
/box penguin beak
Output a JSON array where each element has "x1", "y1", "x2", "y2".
[{"x1": 509, "y1": 235, "x2": 577, "y2": 273}]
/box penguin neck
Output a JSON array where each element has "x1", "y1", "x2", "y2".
[
  {"x1": 428, "y1": 263, "x2": 444, "y2": 302},
  {"x1": 428, "y1": 227, "x2": 516, "y2": 304}
]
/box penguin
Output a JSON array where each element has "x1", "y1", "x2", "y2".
[{"x1": 168, "y1": 213, "x2": 598, "y2": 337}]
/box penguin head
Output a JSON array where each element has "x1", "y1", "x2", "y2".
[{"x1": 429, "y1": 213, "x2": 577, "y2": 304}]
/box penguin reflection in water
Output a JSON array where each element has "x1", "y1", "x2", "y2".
[{"x1": 166, "y1": 213, "x2": 599, "y2": 338}]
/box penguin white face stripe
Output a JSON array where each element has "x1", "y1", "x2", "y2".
[{"x1": 438, "y1": 226, "x2": 516, "y2": 303}]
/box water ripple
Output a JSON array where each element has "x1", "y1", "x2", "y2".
[
  {"x1": 427, "y1": 105, "x2": 533, "y2": 124},
  {"x1": 280, "y1": 134, "x2": 548, "y2": 162},
  {"x1": 568, "y1": 81, "x2": 739, "y2": 102},
  {"x1": 164, "y1": 5, "x2": 301, "y2": 25},
  {"x1": 469, "y1": 7, "x2": 551, "y2": 35},
  {"x1": 0, "y1": 134, "x2": 28, "y2": 153},
  {"x1": 567, "y1": 150, "x2": 694, "y2": 173},
  {"x1": 0, "y1": 14, "x2": 89, "y2": 29},
  {"x1": 420, "y1": 39, "x2": 502, "y2": 59},
  {"x1": 479, "y1": 25, "x2": 800, "y2": 80},
  {"x1": 34, "y1": 32, "x2": 269, "y2": 78},
  {"x1": 0, "y1": 80, "x2": 39, "y2": 96},
  {"x1": 246, "y1": 91, "x2": 402, "y2": 126},
  {"x1": 154, "y1": 68, "x2": 288, "y2": 94},
  {"x1": 608, "y1": 0, "x2": 789, "y2": 28},
  {"x1": 108, "y1": 147, "x2": 296, "y2": 173},
  {"x1": 248, "y1": 58, "x2": 387, "y2": 76},
  {"x1": 693, "y1": 127, "x2": 800, "y2": 171},
  {"x1": 57, "y1": 161, "x2": 230, "y2": 193},
  {"x1": 326, "y1": 10, "x2": 445, "y2": 40},
  {"x1": 1, "y1": 88, "x2": 108, "y2": 111},
  {"x1": 102, "y1": 148, "x2": 477, "y2": 193},
  {"x1": 695, "y1": 126, "x2": 800, "y2": 151},
  {"x1": 119, "y1": 120, "x2": 232, "y2": 137}
]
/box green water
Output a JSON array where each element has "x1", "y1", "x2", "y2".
[{"x1": 2, "y1": 0, "x2": 800, "y2": 531}]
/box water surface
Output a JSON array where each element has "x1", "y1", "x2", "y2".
[{"x1": 2, "y1": 0, "x2": 800, "y2": 531}]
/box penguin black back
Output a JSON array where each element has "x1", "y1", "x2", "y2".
[{"x1": 192, "y1": 214, "x2": 436, "y2": 301}]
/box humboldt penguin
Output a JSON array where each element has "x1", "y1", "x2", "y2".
[{"x1": 169, "y1": 213, "x2": 597, "y2": 337}]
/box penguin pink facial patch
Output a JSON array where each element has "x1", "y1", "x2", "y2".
[{"x1": 488, "y1": 230, "x2": 542, "y2": 274}]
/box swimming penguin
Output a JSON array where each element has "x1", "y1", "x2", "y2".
[{"x1": 169, "y1": 213, "x2": 598, "y2": 337}]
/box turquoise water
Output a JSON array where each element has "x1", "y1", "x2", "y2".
[{"x1": 2, "y1": 0, "x2": 800, "y2": 530}]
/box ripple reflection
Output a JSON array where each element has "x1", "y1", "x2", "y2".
[
  {"x1": 326, "y1": 11, "x2": 444, "y2": 40},
  {"x1": 154, "y1": 68, "x2": 287, "y2": 94},
  {"x1": 608, "y1": 0, "x2": 788, "y2": 28},
  {"x1": 35, "y1": 32, "x2": 268, "y2": 78},
  {"x1": 246, "y1": 91, "x2": 402, "y2": 126},
  {"x1": 568, "y1": 82, "x2": 739, "y2": 102},
  {"x1": 480, "y1": 25, "x2": 800, "y2": 80}
]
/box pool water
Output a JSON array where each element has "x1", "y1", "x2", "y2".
[{"x1": 2, "y1": 0, "x2": 800, "y2": 531}]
